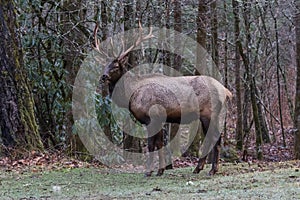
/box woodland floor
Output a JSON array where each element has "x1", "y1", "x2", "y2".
[
  {"x1": 0, "y1": 129, "x2": 298, "y2": 199},
  {"x1": 0, "y1": 154, "x2": 299, "y2": 200}
]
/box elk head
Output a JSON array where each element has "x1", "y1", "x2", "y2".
[
  {"x1": 101, "y1": 57, "x2": 129, "y2": 84},
  {"x1": 94, "y1": 22, "x2": 154, "y2": 85}
]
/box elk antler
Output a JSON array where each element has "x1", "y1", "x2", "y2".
[
  {"x1": 118, "y1": 22, "x2": 154, "y2": 61},
  {"x1": 93, "y1": 23, "x2": 110, "y2": 58},
  {"x1": 94, "y1": 22, "x2": 154, "y2": 60},
  {"x1": 93, "y1": 23, "x2": 100, "y2": 51}
]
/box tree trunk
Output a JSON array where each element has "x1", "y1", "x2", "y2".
[
  {"x1": 241, "y1": 0, "x2": 269, "y2": 159},
  {"x1": 186, "y1": 0, "x2": 207, "y2": 157},
  {"x1": 101, "y1": 1, "x2": 109, "y2": 41},
  {"x1": 223, "y1": 1, "x2": 229, "y2": 140},
  {"x1": 160, "y1": 0, "x2": 175, "y2": 166},
  {"x1": 294, "y1": 0, "x2": 300, "y2": 159},
  {"x1": 210, "y1": 0, "x2": 219, "y2": 68},
  {"x1": 99, "y1": 0, "x2": 113, "y2": 142},
  {"x1": 173, "y1": 0, "x2": 182, "y2": 71},
  {"x1": 232, "y1": 0, "x2": 244, "y2": 151},
  {"x1": 250, "y1": 79, "x2": 263, "y2": 160},
  {"x1": 61, "y1": 0, "x2": 88, "y2": 157},
  {"x1": 123, "y1": 0, "x2": 142, "y2": 154},
  {"x1": 168, "y1": 0, "x2": 182, "y2": 157},
  {"x1": 0, "y1": 0, "x2": 43, "y2": 153},
  {"x1": 271, "y1": 8, "x2": 286, "y2": 147},
  {"x1": 255, "y1": 86, "x2": 270, "y2": 143},
  {"x1": 195, "y1": 0, "x2": 207, "y2": 76}
]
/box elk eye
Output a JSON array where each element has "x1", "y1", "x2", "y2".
[{"x1": 111, "y1": 68, "x2": 119, "y2": 72}]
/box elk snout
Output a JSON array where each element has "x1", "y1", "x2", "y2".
[{"x1": 101, "y1": 74, "x2": 109, "y2": 82}]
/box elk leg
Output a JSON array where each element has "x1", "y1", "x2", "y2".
[
  {"x1": 163, "y1": 125, "x2": 173, "y2": 170},
  {"x1": 193, "y1": 155, "x2": 208, "y2": 173},
  {"x1": 193, "y1": 116, "x2": 210, "y2": 174},
  {"x1": 145, "y1": 136, "x2": 155, "y2": 177},
  {"x1": 209, "y1": 137, "x2": 221, "y2": 176},
  {"x1": 208, "y1": 99, "x2": 222, "y2": 175},
  {"x1": 156, "y1": 130, "x2": 165, "y2": 176}
]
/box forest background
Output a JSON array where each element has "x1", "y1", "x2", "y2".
[{"x1": 0, "y1": 0, "x2": 300, "y2": 167}]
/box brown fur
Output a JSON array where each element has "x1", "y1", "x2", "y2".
[{"x1": 102, "y1": 61, "x2": 231, "y2": 177}]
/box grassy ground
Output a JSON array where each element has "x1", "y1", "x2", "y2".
[{"x1": 0, "y1": 161, "x2": 299, "y2": 200}]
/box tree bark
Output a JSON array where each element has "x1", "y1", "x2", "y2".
[
  {"x1": 223, "y1": 1, "x2": 229, "y2": 140},
  {"x1": 99, "y1": 0, "x2": 113, "y2": 143},
  {"x1": 173, "y1": 0, "x2": 182, "y2": 71},
  {"x1": 195, "y1": 0, "x2": 207, "y2": 76},
  {"x1": 186, "y1": 0, "x2": 208, "y2": 157},
  {"x1": 168, "y1": 0, "x2": 182, "y2": 157},
  {"x1": 240, "y1": 0, "x2": 269, "y2": 159},
  {"x1": 0, "y1": 0, "x2": 43, "y2": 152},
  {"x1": 271, "y1": 7, "x2": 286, "y2": 147},
  {"x1": 61, "y1": 0, "x2": 88, "y2": 157},
  {"x1": 294, "y1": 0, "x2": 300, "y2": 159},
  {"x1": 123, "y1": 0, "x2": 142, "y2": 155},
  {"x1": 210, "y1": 0, "x2": 219, "y2": 68},
  {"x1": 232, "y1": 0, "x2": 244, "y2": 151}
]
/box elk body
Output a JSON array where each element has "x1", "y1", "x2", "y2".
[{"x1": 95, "y1": 24, "x2": 232, "y2": 176}]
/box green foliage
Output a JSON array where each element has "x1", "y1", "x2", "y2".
[
  {"x1": 95, "y1": 93, "x2": 145, "y2": 144},
  {"x1": 11, "y1": 0, "x2": 296, "y2": 158},
  {"x1": 95, "y1": 94, "x2": 123, "y2": 144},
  {"x1": 16, "y1": 0, "x2": 72, "y2": 146}
]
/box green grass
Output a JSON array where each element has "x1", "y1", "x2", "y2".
[{"x1": 0, "y1": 161, "x2": 299, "y2": 199}]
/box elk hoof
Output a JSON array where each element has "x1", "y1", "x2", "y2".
[
  {"x1": 208, "y1": 169, "x2": 218, "y2": 176},
  {"x1": 144, "y1": 172, "x2": 152, "y2": 177},
  {"x1": 156, "y1": 168, "x2": 165, "y2": 176},
  {"x1": 165, "y1": 164, "x2": 173, "y2": 170},
  {"x1": 193, "y1": 167, "x2": 201, "y2": 174}
]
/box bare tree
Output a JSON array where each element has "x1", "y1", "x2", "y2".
[
  {"x1": 169, "y1": 0, "x2": 182, "y2": 157},
  {"x1": 211, "y1": 0, "x2": 219, "y2": 68},
  {"x1": 122, "y1": 0, "x2": 142, "y2": 154},
  {"x1": 294, "y1": 0, "x2": 300, "y2": 159},
  {"x1": 186, "y1": 0, "x2": 208, "y2": 157},
  {"x1": 60, "y1": 0, "x2": 89, "y2": 156},
  {"x1": 269, "y1": 2, "x2": 286, "y2": 147},
  {"x1": 232, "y1": 0, "x2": 244, "y2": 151}
]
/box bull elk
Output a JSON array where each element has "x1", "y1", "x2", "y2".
[{"x1": 94, "y1": 23, "x2": 232, "y2": 176}]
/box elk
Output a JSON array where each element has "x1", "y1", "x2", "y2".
[{"x1": 94, "y1": 23, "x2": 232, "y2": 176}]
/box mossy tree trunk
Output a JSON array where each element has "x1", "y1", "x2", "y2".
[{"x1": 0, "y1": 0, "x2": 43, "y2": 153}]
